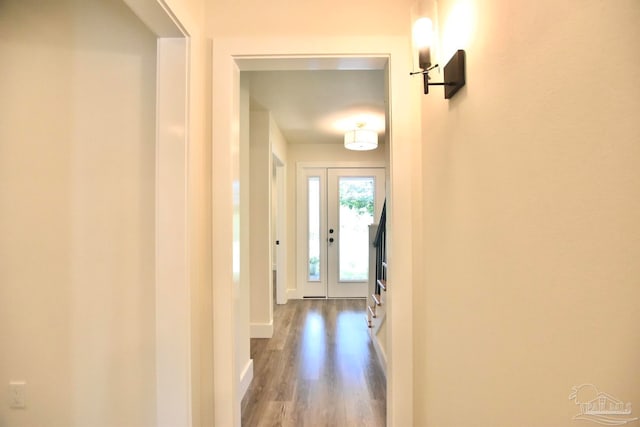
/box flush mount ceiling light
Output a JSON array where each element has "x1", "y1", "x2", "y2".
[
  {"x1": 344, "y1": 123, "x2": 378, "y2": 151},
  {"x1": 410, "y1": 16, "x2": 466, "y2": 99}
]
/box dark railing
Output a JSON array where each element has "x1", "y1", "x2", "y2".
[{"x1": 373, "y1": 201, "x2": 386, "y2": 295}]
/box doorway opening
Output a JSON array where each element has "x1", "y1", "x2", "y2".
[
  {"x1": 239, "y1": 58, "x2": 390, "y2": 424},
  {"x1": 212, "y1": 37, "x2": 418, "y2": 425},
  {"x1": 244, "y1": 64, "x2": 388, "y2": 303}
]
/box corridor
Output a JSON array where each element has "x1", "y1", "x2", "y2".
[{"x1": 241, "y1": 299, "x2": 386, "y2": 426}]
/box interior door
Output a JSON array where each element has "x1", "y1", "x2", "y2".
[{"x1": 299, "y1": 167, "x2": 385, "y2": 298}]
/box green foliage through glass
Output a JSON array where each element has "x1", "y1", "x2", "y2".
[{"x1": 339, "y1": 178, "x2": 374, "y2": 217}]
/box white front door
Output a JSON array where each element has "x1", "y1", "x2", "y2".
[{"x1": 299, "y1": 167, "x2": 385, "y2": 298}]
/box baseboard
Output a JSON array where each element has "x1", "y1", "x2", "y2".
[
  {"x1": 371, "y1": 323, "x2": 387, "y2": 378},
  {"x1": 250, "y1": 321, "x2": 273, "y2": 338},
  {"x1": 239, "y1": 359, "x2": 254, "y2": 399}
]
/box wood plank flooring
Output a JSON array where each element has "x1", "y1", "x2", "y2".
[{"x1": 241, "y1": 299, "x2": 386, "y2": 427}]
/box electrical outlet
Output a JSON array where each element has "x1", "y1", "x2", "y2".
[{"x1": 9, "y1": 382, "x2": 26, "y2": 409}]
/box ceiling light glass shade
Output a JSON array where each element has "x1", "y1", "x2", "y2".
[{"x1": 344, "y1": 129, "x2": 378, "y2": 151}]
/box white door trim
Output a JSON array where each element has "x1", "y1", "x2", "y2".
[
  {"x1": 121, "y1": 1, "x2": 196, "y2": 425},
  {"x1": 156, "y1": 37, "x2": 191, "y2": 427},
  {"x1": 275, "y1": 159, "x2": 288, "y2": 304},
  {"x1": 212, "y1": 36, "x2": 419, "y2": 427}
]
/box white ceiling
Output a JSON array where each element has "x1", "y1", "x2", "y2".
[{"x1": 245, "y1": 69, "x2": 387, "y2": 146}]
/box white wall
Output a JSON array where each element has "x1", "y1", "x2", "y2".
[
  {"x1": 270, "y1": 117, "x2": 288, "y2": 306},
  {"x1": 0, "y1": 0, "x2": 157, "y2": 425},
  {"x1": 270, "y1": 115, "x2": 288, "y2": 163},
  {"x1": 207, "y1": 0, "x2": 411, "y2": 37},
  {"x1": 237, "y1": 74, "x2": 253, "y2": 397},
  {"x1": 247, "y1": 110, "x2": 292, "y2": 338},
  {"x1": 415, "y1": 0, "x2": 640, "y2": 425},
  {"x1": 249, "y1": 111, "x2": 273, "y2": 336}
]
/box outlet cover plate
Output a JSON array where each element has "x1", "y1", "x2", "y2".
[{"x1": 9, "y1": 382, "x2": 26, "y2": 409}]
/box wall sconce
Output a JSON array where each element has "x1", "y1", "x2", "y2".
[
  {"x1": 344, "y1": 123, "x2": 378, "y2": 151},
  {"x1": 410, "y1": 17, "x2": 466, "y2": 99}
]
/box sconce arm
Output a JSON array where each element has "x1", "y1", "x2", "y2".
[{"x1": 409, "y1": 50, "x2": 466, "y2": 99}]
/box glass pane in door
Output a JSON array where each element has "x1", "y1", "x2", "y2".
[
  {"x1": 338, "y1": 177, "x2": 375, "y2": 281},
  {"x1": 308, "y1": 177, "x2": 320, "y2": 281}
]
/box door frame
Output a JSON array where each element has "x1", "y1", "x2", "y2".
[
  {"x1": 120, "y1": 1, "x2": 194, "y2": 426},
  {"x1": 296, "y1": 162, "x2": 385, "y2": 298},
  {"x1": 212, "y1": 37, "x2": 420, "y2": 426},
  {"x1": 274, "y1": 154, "x2": 287, "y2": 304},
  {"x1": 327, "y1": 167, "x2": 385, "y2": 298}
]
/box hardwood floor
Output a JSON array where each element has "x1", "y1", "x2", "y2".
[{"x1": 241, "y1": 299, "x2": 386, "y2": 427}]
